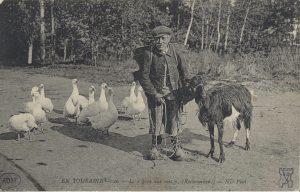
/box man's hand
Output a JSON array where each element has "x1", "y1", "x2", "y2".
[{"x1": 155, "y1": 93, "x2": 165, "y2": 104}]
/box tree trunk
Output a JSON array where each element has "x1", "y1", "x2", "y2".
[
  {"x1": 50, "y1": 0, "x2": 55, "y2": 65},
  {"x1": 239, "y1": 0, "x2": 251, "y2": 44},
  {"x1": 40, "y1": 0, "x2": 46, "y2": 65},
  {"x1": 95, "y1": 44, "x2": 98, "y2": 67},
  {"x1": 205, "y1": 12, "x2": 212, "y2": 49},
  {"x1": 209, "y1": 28, "x2": 215, "y2": 50},
  {"x1": 184, "y1": 0, "x2": 196, "y2": 45},
  {"x1": 91, "y1": 40, "x2": 94, "y2": 65},
  {"x1": 224, "y1": 0, "x2": 231, "y2": 51},
  {"x1": 121, "y1": 15, "x2": 125, "y2": 41},
  {"x1": 63, "y1": 39, "x2": 67, "y2": 61},
  {"x1": 71, "y1": 37, "x2": 74, "y2": 64},
  {"x1": 177, "y1": 13, "x2": 180, "y2": 30},
  {"x1": 176, "y1": 0, "x2": 180, "y2": 30},
  {"x1": 216, "y1": 0, "x2": 222, "y2": 52},
  {"x1": 200, "y1": 0, "x2": 205, "y2": 50},
  {"x1": 28, "y1": 42, "x2": 33, "y2": 65}
]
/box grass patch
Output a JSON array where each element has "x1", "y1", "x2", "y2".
[{"x1": 1, "y1": 47, "x2": 299, "y2": 92}]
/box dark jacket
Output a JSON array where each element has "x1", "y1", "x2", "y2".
[{"x1": 138, "y1": 44, "x2": 189, "y2": 97}]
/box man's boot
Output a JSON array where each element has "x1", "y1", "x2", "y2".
[
  {"x1": 171, "y1": 136, "x2": 185, "y2": 161},
  {"x1": 149, "y1": 135, "x2": 162, "y2": 160}
]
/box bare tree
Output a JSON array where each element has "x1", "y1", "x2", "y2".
[
  {"x1": 176, "y1": 1, "x2": 181, "y2": 30},
  {"x1": 205, "y1": 1, "x2": 213, "y2": 50},
  {"x1": 51, "y1": 0, "x2": 55, "y2": 65},
  {"x1": 63, "y1": 39, "x2": 68, "y2": 62},
  {"x1": 216, "y1": 0, "x2": 222, "y2": 51},
  {"x1": 28, "y1": 40, "x2": 33, "y2": 65},
  {"x1": 208, "y1": 27, "x2": 215, "y2": 50},
  {"x1": 40, "y1": 0, "x2": 46, "y2": 65},
  {"x1": 224, "y1": 0, "x2": 231, "y2": 51},
  {"x1": 91, "y1": 15, "x2": 95, "y2": 66},
  {"x1": 184, "y1": 0, "x2": 196, "y2": 45},
  {"x1": 200, "y1": 0, "x2": 205, "y2": 50},
  {"x1": 239, "y1": 0, "x2": 252, "y2": 44},
  {"x1": 95, "y1": 44, "x2": 99, "y2": 67}
]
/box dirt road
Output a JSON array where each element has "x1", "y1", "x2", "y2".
[{"x1": 0, "y1": 69, "x2": 299, "y2": 191}]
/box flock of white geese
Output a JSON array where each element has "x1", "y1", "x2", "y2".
[{"x1": 8, "y1": 79, "x2": 146, "y2": 141}]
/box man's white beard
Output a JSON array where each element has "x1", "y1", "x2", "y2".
[{"x1": 156, "y1": 44, "x2": 169, "y2": 54}]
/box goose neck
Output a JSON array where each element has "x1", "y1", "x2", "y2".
[
  {"x1": 72, "y1": 84, "x2": 79, "y2": 96},
  {"x1": 108, "y1": 96, "x2": 117, "y2": 114},
  {"x1": 99, "y1": 88, "x2": 106, "y2": 101},
  {"x1": 130, "y1": 86, "x2": 135, "y2": 95},
  {"x1": 32, "y1": 96, "x2": 36, "y2": 103},
  {"x1": 129, "y1": 86, "x2": 137, "y2": 101},
  {"x1": 40, "y1": 88, "x2": 45, "y2": 97},
  {"x1": 89, "y1": 93, "x2": 95, "y2": 104}
]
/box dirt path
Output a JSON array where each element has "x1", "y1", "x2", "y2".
[{"x1": 0, "y1": 69, "x2": 299, "y2": 191}]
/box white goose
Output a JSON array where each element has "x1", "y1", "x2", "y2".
[
  {"x1": 224, "y1": 105, "x2": 240, "y2": 129},
  {"x1": 127, "y1": 86, "x2": 146, "y2": 124},
  {"x1": 36, "y1": 84, "x2": 54, "y2": 113},
  {"x1": 98, "y1": 83, "x2": 109, "y2": 112},
  {"x1": 224, "y1": 105, "x2": 241, "y2": 145},
  {"x1": 87, "y1": 87, "x2": 118, "y2": 138},
  {"x1": 88, "y1": 86, "x2": 96, "y2": 104},
  {"x1": 121, "y1": 81, "x2": 137, "y2": 111},
  {"x1": 31, "y1": 91, "x2": 47, "y2": 132},
  {"x1": 63, "y1": 79, "x2": 87, "y2": 119},
  {"x1": 24, "y1": 92, "x2": 40, "y2": 113},
  {"x1": 8, "y1": 113, "x2": 38, "y2": 141},
  {"x1": 78, "y1": 94, "x2": 89, "y2": 110},
  {"x1": 24, "y1": 86, "x2": 40, "y2": 113},
  {"x1": 31, "y1": 86, "x2": 39, "y2": 95},
  {"x1": 77, "y1": 83, "x2": 108, "y2": 124}
]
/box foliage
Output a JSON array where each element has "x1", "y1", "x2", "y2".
[{"x1": 0, "y1": 0, "x2": 299, "y2": 65}]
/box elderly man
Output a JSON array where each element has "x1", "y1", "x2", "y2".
[{"x1": 137, "y1": 25, "x2": 189, "y2": 161}]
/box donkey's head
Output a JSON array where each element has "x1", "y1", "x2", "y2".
[{"x1": 177, "y1": 72, "x2": 206, "y2": 105}]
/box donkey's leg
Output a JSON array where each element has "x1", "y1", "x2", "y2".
[
  {"x1": 217, "y1": 121, "x2": 225, "y2": 163},
  {"x1": 206, "y1": 122, "x2": 215, "y2": 158},
  {"x1": 244, "y1": 117, "x2": 251, "y2": 151}
]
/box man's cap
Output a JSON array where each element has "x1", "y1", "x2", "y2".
[{"x1": 152, "y1": 25, "x2": 173, "y2": 37}]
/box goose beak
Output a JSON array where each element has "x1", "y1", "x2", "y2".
[
  {"x1": 108, "y1": 87, "x2": 114, "y2": 95},
  {"x1": 90, "y1": 86, "x2": 95, "y2": 92},
  {"x1": 102, "y1": 83, "x2": 108, "y2": 89},
  {"x1": 31, "y1": 89, "x2": 39, "y2": 97},
  {"x1": 31, "y1": 92, "x2": 38, "y2": 98},
  {"x1": 72, "y1": 79, "x2": 78, "y2": 84},
  {"x1": 31, "y1": 86, "x2": 39, "y2": 95}
]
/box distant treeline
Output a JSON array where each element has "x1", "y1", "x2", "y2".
[{"x1": 0, "y1": 0, "x2": 299, "y2": 65}]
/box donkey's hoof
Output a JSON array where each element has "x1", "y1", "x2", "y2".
[
  {"x1": 206, "y1": 150, "x2": 214, "y2": 158},
  {"x1": 218, "y1": 154, "x2": 225, "y2": 163},
  {"x1": 245, "y1": 142, "x2": 250, "y2": 151}
]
